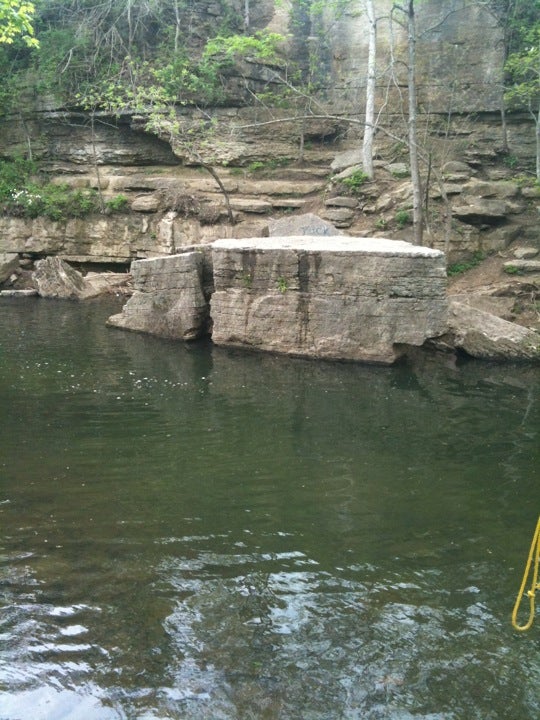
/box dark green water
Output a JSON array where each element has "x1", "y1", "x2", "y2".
[{"x1": 0, "y1": 297, "x2": 539, "y2": 720}]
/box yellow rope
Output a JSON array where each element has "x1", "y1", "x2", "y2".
[{"x1": 512, "y1": 516, "x2": 540, "y2": 632}]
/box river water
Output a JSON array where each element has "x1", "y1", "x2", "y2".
[{"x1": 0, "y1": 296, "x2": 539, "y2": 719}]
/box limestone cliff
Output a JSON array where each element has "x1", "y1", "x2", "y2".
[{"x1": 0, "y1": 0, "x2": 538, "y2": 330}]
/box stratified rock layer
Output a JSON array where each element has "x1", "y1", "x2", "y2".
[
  {"x1": 210, "y1": 236, "x2": 448, "y2": 364},
  {"x1": 107, "y1": 252, "x2": 208, "y2": 340}
]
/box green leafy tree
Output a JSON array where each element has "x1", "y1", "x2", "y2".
[
  {"x1": 0, "y1": 0, "x2": 38, "y2": 46},
  {"x1": 505, "y1": 20, "x2": 540, "y2": 179}
]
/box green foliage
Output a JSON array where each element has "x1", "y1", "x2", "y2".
[
  {"x1": 395, "y1": 209, "x2": 412, "y2": 228},
  {"x1": 0, "y1": 1, "x2": 282, "y2": 111},
  {"x1": 202, "y1": 31, "x2": 284, "y2": 64},
  {"x1": 277, "y1": 276, "x2": 288, "y2": 293},
  {"x1": 2, "y1": 182, "x2": 99, "y2": 220},
  {"x1": 447, "y1": 251, "x2": 486, "y2": 276},
  {"x1": 0, "y1": 156, "x2": 36, "y2": 196},
  {"x1": 0, "y1": 0, "x2": 38, "y2": 47},
  {"x1": 502, "y1": 153, "x2": 519, "y2": 168},
  {"x1": 505, "y1": 22, "x2": 540, "y2": 111},
  {"x1": 503, "y1": 263, "x2": 522, "y2": 274},
  {"x1": 247, "y1": 157, "x2": 292, "y2": 174},
  {"x1": 105, "y1": 194, "x2": 128, "y2": 212},
  {"x1": 375, "y1": 217, "x2": 388, "y2": 230},
  {"x1": 513, "y1": 173, "x2": 539, "y2": 188},
  {"x1": 0, "y1": 158, "x2": 126, "y2": 220},
  {"x1": 341, "y1": 170, "x2": 370, "y2": 193}
]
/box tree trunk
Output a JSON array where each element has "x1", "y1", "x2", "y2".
[
  {"x1": 500, "y1": 100, "x2": 509, "y2": 153},
  {"x1": 362, "y1": 0, "x2": 377, "y2": 178},
  {"x1": 201, "y1": 163, "x2": 236, "y2": 225},
  {"x1": 407, "y1": 0, "x2": 423, "y2": 245},
  {"x1": 535, "y1": 107, "x2": 540, "y2": 182}
]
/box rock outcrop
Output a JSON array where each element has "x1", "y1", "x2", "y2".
[
  {"x1": 0, "y1": 253, "x2": 19, "y2": 284},
  {"x1": 107, "y1": 252, "x2": 209, "y2": 340},
  {"x1": 444, "y1": 299, "x2": 540, "y2": 361},
  {"x1": 33, "y1": 257, "x2": 131, "y2": 299},
  {"x1": 33, "y1": 257, "x2": 93, "y2": 299},
  {"x1": 210, "y1": 236, "x2": 447, "y2": 364},
  {"x1": 104, "y1": 236, "x2": 540, "y2": 364},
  {"x1": 268, "y1": 213, "x2": 341, "y2": 237}
]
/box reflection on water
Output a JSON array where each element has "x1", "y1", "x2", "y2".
[{"x1": 1, "y1": 297, "x2": 539, "y2": 719}]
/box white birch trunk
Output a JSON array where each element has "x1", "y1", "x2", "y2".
[
  {"x1": 362, "y1": 0, "x2": 377, "y2": 178},
  {"x1": 407, "y1": 0, "x2": 423, "y2": 245}
]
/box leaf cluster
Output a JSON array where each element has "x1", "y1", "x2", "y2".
[
  {"x1": 203, "y1": 31, "x2": 285, "y2": 64},
  {"x1": 0, "y1": 0, "x2": 38, "y2": 47}
]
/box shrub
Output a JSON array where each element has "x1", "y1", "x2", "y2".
[
  {"x1": 0, "y1": 160, "x2": 101, "y2": 221},
  {"x1": 395, "y1": 210, "x2": 411, "y2": 228},
  {"x1": 447, "y1": 251, "x2": 486, "y2": 276},
  {"x1": 105, "y1": 194, "x2": 129, "y2": 212},
  {"x1": 0, "y1": 158, "x2": 36, "y2": 200},
  {"x1": 503, "y1": 264, "x2": 522, "y2": 275},
  {"x1": 341, "y1": 169, "x2": 370, "y2": 193}
]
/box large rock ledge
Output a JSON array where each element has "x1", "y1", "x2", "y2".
[
  {"x1": 108, "y1": 236, "x2": 448, "y2": 365},
  {"x1": 211, "y1": 237, "x2": 447, "y2": 364}
]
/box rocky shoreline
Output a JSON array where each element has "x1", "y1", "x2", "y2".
[{"x1": 3, "y1": 234, "x2": 537, "y2": 365}]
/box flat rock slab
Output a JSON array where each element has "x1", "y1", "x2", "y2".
[
  {"x1": 0, "y1": 289, "x2": 38, "y2": 297},
  {"x1": 210, "y1": 236, "x2": 447, "y2": 364}
]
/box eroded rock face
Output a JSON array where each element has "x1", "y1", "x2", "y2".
[
  {"x1": 210, "y1": 236, "x2": 448, "y2": 364},
  {"x1": 445, "y1": 299, "x2": 540, "y2": 361},
  {"x1": 0, "y1": 253, "x2": 19, "y2": 284},
  {"x1": 33, "y1": 257, "x2": 89, "y2": 299},
  {"x1": 107, "y1": 252, "x2": 209, "y2": 340},
  {"x1": 33, "y1": 257, "x2": 131, "y2": 299}
]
